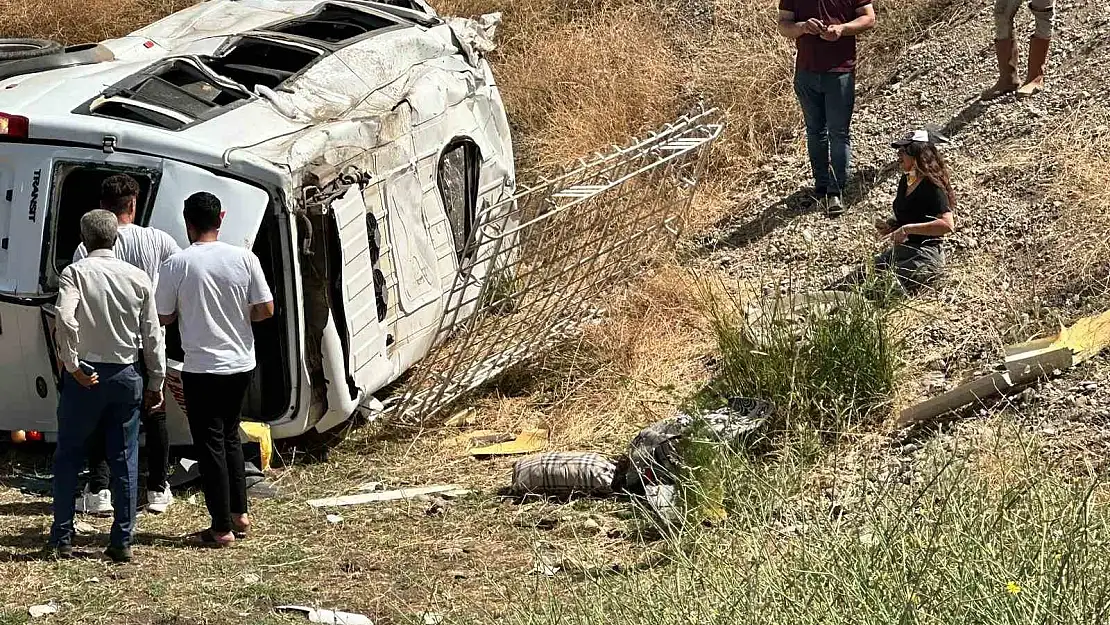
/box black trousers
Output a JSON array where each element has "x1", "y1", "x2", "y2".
[{"x1": 181, "y1": 370, "x2": 253, "y2": 534}]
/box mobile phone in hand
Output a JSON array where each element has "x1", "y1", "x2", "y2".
[{"x1": 78, "y1": 361, "x2": 96, "y2": 377}]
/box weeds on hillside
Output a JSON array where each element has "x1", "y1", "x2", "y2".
[
  {"x1": 691, "y1": 280, "x2": 903, "y2": 439},
  {"x1": 495, "y1": 423, "x2": 1110, "y2": 624}
]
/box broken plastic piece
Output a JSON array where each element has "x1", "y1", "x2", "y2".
[
  {"x1": 28, "y1": 604, "x2": 58, "y2": 619},
  {"x1": 239, "y1": 422, "x2": 273, "y2": 471},
  {"x1": 470, "y1": 429, "x2": 548, "y2": 457},
  {"x1": 275, "y1": 606, "x2": 372, "y2": 625},
  {"x1": 307, "y1": 485, "x2": 466, "y2": 508}
]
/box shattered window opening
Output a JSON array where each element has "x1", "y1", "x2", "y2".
[
  {"x1": 111, "y1": 60, "x2": 248, "y2": 117},
  {"x1": 88, "y1": 99, "x2": 189, "y2": 130},
  {"x1": 266, "y1": 4, "x2": 399, "y2": 44},
  {"x1": 209, "y1": 37, "x2": 324, "y2": 91},
  {"x1": 438, "y1": 139, "x2": 481, "y2": 265}
]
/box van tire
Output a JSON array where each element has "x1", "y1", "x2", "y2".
[{"x1": 0, "y1": 39, "x2": 63, "y2": 62}]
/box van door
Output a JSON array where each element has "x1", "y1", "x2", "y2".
[
  {"x1": 148, "y1": 159, "x2": 270, "y2": 249},
  {"x1": 0, "y1": 145, "x2": 164, "y2": 438},
  {"x1": 330, "y1": 183, "x2": 393, "y2": 394}
]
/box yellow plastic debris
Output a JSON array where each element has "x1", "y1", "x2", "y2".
[
  {"x1": 239, "y1": 422, "x2": 273, "y2": 471},
  {"x1": 469, "y1": 428, "x2": 548, "y2": 457},
  {"x1": 1051, "y1": 309, "x2": 1110, "y2": 364}
]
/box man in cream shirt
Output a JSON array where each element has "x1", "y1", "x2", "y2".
[{"x1": 51, "y1": 210, "x2": 165, "y2": 563}]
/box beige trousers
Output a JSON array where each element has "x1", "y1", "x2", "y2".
[{"x1": 995, "y1": 0, "x2": 1055, "y2": 39}]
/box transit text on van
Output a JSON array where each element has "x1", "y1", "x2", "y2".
[{"x1": 28, "y1": 169, "x2": 41, "y2": 222}]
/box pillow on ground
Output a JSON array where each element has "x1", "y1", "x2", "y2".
[{"x1": 511, "y1": 452, "x2": 617, "y2": 497}]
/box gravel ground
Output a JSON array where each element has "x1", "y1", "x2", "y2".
[{"x1": 690, "y1": 0, "x2": 1110, "y2": 474}]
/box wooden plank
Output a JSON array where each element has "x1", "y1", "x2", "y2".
[
  {"x1": 896, "y1": 371, "x2": 1013, "y2": 429},
  {"x1": 307, "y1": 484, "x2": 464, "y2": 508},
  {"x1": 1005, "y1": 346, "x2": 1073, "y2": 385}
]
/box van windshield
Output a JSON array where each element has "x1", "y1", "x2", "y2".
[{"x1": 42, "y1": 163, "x2": 159, "y2": 290}]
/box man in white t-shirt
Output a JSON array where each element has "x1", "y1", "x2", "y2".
[
  {"x1": 73, "y1": 174, "x2": 181, "y2": 517},
  {"x1": 155, "y1": 191, "x2": 274, "y2": 547}
]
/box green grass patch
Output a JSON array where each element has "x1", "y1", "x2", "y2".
[{"x1": 693, "y1": 283, "x2": 903, "y2": 439}]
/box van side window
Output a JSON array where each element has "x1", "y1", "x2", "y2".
[
  {"x1": 44, "y1": 164, "x2": 157, "y2": 289},
  {"x1": 437, "y1": 140, "x2": 481, "y2": 265}
]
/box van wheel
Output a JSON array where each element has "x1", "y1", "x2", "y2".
[{"x1": 0, "y1": 39, "x2": 63, "y2": 62}]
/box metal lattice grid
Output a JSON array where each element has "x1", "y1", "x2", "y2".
[{"x1": 388, "y1": 110, "x2": 723, "y2": 423}]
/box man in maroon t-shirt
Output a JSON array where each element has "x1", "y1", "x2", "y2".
[{"x1": 778, "y1": 0, "x2": 876, "y2": 217}]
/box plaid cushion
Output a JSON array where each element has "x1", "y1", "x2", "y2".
[{"x1": 511, "y1": 452, "x2": 617, "y2": 496}]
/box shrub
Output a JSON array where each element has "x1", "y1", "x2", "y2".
[{"x1": 694, "y1": 284, "x2": 903, "y2": 438}]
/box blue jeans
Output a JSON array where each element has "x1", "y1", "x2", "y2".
[
  {"x1": 51, "y1": 363, "x2": 142, "y2": 549},
  {"x1": 794, "y1": 70, "x2": 856, "y2": 196}
]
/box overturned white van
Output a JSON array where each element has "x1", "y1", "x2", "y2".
[{"x1": 0, "y1": 0, "x2": 515, "y2": 444}]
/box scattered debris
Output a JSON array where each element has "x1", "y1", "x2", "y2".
[
  {"x1": 28, "y1": 604, "x2": 58, "y2": 618},
  {"x1": 529, "y1": 554, "x2": 562, "y2": 577},
  {"x1": 275, "y1": 606, "x2": 373, "y2": 625},
  {"x1": 510, "y1": 452, "x2": 619, "y2": 497},
  {"x1": 626, "y1": 397, "x2": 773, "y2": 521},
  {"x1": 239, "y1": 422, "x2": 274, "y2": 471},
  {"x1": 8, "y1": 471, "x2": 52, "y2": 497},
  {"x1": 326, "y1": 514, "x2": 344, "y2": 524},
  {"x1": 241, "y1": 573, "x2": 261, "y2": 584},
  {"x1": 896, "y1": 309, "x2": 1110, "y2": 428},
  {"x1": 169, "y1": 458, "x2": 200, "y2": 488},
  {"x1": 307, "y1": 485, "x2": 466, "y2": 508},
  {"x1": 421, "y1": 612, "x2": 444, "y2": 625},
  {"x1": 449, "y1": 430, "x2": 514, "y2": 448},
  {"x1": 436, "y1": 489, "x2": 472, "y2": 499},
  {"x1": 470, "y1": 429, "x2": 548, "y2": 457},
  {"x1": 424, "y1": 497, "x2": 449, "y2": 516},
  {"x1": 444, "y1": 408, "x2": 478, "y2": 427},
  {"x1": 171, "y1": 458, "x2": 277, "y2": 498},
  {"x1": 356, "y1": 482, "x2": 385, "y2": 493},
  {"x1": 74, "y1": 521, "x2": 96, "y2": 536}
]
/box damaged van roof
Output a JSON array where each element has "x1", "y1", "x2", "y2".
[{"x1": 0, "y1": 0, "x2": 502, "y2": 172}]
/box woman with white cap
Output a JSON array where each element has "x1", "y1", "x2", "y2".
[{"x1": 865, "y1": 129, "x2": 956, "y2": 293}]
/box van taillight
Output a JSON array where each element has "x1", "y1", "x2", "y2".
[{"x1": 0, "y1": 113, "x2": 29, "y2": 138}]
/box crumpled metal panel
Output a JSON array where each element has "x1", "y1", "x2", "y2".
[{"x1": 130, "y1": 0, "x2": 312, "y2": 49}]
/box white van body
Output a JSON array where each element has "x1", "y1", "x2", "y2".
[{"x1": 0, "y1": 0, "x2": 515, "y2": 444}]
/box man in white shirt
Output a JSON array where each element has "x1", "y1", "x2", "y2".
[
  {"x1": 156, "y1": 192, "x2": 274, "y2": 547},
  {"x1": 74, "y1": 174, "x2": 181, "y2": 517},
  {"x1": 51, "y1": 210, "x2": 165, "y2": 563}
]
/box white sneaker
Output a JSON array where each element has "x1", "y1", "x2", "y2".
[
  {"x1": 146, "y1": 485, "x2": 174, "y2": 514},
  {"x1": 75, "y1": 487, "x2": 114, "y2": 516}
]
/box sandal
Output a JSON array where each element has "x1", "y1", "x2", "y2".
[
  {"x1": 232, "y1": 516, "x2": 250, "y2": 540},
  {"x1": 192, "y1": 529, "x2": 235, "y2": 548}
]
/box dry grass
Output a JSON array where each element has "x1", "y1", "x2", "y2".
[
  {"x1": 1039, "y1": 110, "x2": 1110, "y2": 301},
  {"x1": 0, "y1": 0, "x2": 194, "y2": 43}
]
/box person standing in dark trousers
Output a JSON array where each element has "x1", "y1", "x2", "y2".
[
  {"x1": 778, "y1": 0, "x2": 876, "y2": 217},
  {"x1": 75, "y1": 174, "x2": 181, "y2": 516},
  {"x1": 50, "y1": 210, "x2": 165, "y2": 563},
  {"x1": 155, "y1": 192, "x2": 274, "y2": 547}
]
